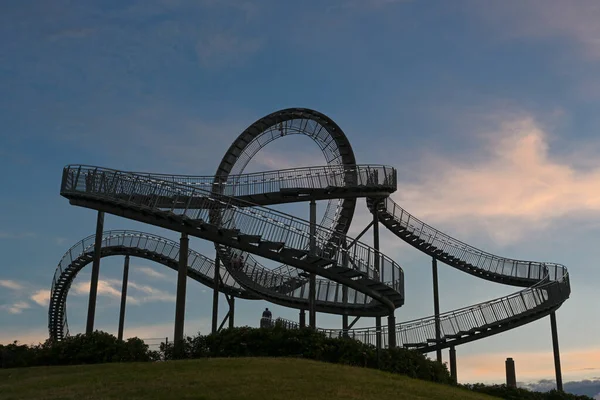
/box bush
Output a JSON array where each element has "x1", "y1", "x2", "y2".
[
  {"x1": 159, "y1": 326, "x2": 451, "y2": 384},
  {"x1": 0, "y1": 331, "x2": 159, "y2": 368}
]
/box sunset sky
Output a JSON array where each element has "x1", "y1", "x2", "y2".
[{"x1": 1, "y1": 0, "x2": 600, "y2": 393}]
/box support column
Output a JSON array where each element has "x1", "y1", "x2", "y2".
[
  {"x1": 212, "y1": 254, "x2": 220, "y2": 334},
  {"x1": 373, "y1": 201, "x2": 382, "y2": 352},
  {"x1": 86, "y1": 211, "x2": 104, "y2": 334},
  {"x1": 550, "y1": 312, "x2": 563, "y2": 391},
  {"x1": 309, "y1": 199, "x2": 317, "y2": 329},
  {"x1": 342, "y1": 286, "x2": 349, "y2": 337},
  {"x1": 299, "y1": 309, "x2": 306, "y2": 328},
  {"x1": 506, "y1": 357, "x2": 517, "y2": 388},
  {"x1": 117, "y1": 255, "x2": 130, "y2": 341},
  {"x1": 388, "y1": 313, "x2": 396, "y2": 348},
  {"x1": 174, "y1": 233, "x2": 189, "y2": 357},
  {"x1": 342, "y1": 240, "x2": 349, "y2": 337},
  {"x1": 449, "y1": 346, "x2": 457, "y2": 384},
  {"x1": 432, "y1": 257, "x2": 442, "y2": 363},
  {"x1": 228, "y1": 296, "x2": 235, "y2": 329}
]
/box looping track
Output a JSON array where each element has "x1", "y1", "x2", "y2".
[{"x1": 52, "y1": 107, "x2": 570, "y2": 352}]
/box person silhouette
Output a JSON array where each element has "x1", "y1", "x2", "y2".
[{"x1": 260, "y1": 307, "x2": 273, "y2": 328}]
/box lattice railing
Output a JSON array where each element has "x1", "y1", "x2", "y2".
[
  {"x1": 380, "y1": 197, "x2": 568, "y2": 283},
  {"x1": 61, "y1": 166, "x2": 404, "y2": 300}
]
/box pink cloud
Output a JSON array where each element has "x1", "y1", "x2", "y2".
[{"x1": 394, "y1": 115, "x2": 600, "y2": 244}]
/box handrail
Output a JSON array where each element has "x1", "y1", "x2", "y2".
[
  {"x1": 60, "y1": 165, "x2": 404, "y2": 309},
  {"x1": 379, "y1": 197, "x2": 566, "y2": 282},
  {"x1": 49, "y1": 230, "x2": 258, "y2": 340}
]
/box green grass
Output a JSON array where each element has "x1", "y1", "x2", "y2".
[{"x1": 0, "y1": 357, "x2": 498, "y2": 400}]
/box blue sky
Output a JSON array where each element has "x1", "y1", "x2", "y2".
[{"x1": 2, "y1": 0, "x2": 600, "y2": 390}]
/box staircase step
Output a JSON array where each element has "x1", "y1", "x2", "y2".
[
  {"x1": 258, "y1": 241, "x2": 285, "y2": 252},
  {"x1": 280, "y1": 248, "x2": 308, "y2": 259},
  {"x1": 403, "y1": 342, "x2": 427, "y2": 348},
  {"x1": 237, "y1": 234, "x2": 261, "y2": 244},
  {"x1": 445, "y1": 332, "x2": 465, "y2": 339},
  {"x1": 218, "y1": 228, "x2": 240, "y2": 239},
  {"x1": 426, "y1": 338, "x2": 445, "y2": 344}
]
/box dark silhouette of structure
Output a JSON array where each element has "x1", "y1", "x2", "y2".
[
  {"x1": 506, "y1": 358, "x2": 517, "y2": 388},
  {"x1": 53, "y1": 107, "x2": 571, "y2": 390},
  {"x1": 260, "y1": 308, "x2": 273, "y2": 328}
]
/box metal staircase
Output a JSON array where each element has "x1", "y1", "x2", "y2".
[
  {"x1": 60, "y1": 165, "x2": 404, "y2": 318},
  {"x1": 49, "y1": 230, "x2": 256, "y2": 341}
]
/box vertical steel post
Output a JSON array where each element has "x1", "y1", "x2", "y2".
[
  {"x1": 373, "y1": 201, "x2": 382, "y2": 352},
  {"x1": 212, "y1": 253, "x2": 220, "y2": 334},
  {"x1": 342, "y1": 240, "x2": 349, "y2": 337},
  {"x1": 86, "y1": 211, "x2": 104, "y2": 334},
  {"x1": 117, "y1": 255, "x2": 130, "y2": 341},
  {"x1": 299, "y1": 309, "x2": 306, "y2": 328},
  {"x1": 388, "y1": 313, "x2": 396, "y2": 349},
  {"x1": 449, "y1": 346, "x2": 457, "y2": 384},
  {"x1": 505, "y1": 357, "x2": 517, "y2": 388},
  {"x1": 342, "y1": 287, "x2": 349, "y2": 337},
  {"x1": 228, "y1": 296, "x2": 235, "y2": 329},
  {"x1": 309, "y1": 199, "x2": 317, "y2": 329},
  {"x1": 550, "y1": 312, "x2": 563, "y2": 391},
  {"x1": 432, "y1": 257, "x2": 442, "y2": 363},
  {"x1": 174, "y1": 232, "x2": 188, "y2": 356}
]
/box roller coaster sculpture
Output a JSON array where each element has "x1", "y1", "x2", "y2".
[{"x1": 49, "y1": 108, "x2": 570, "y2": 381}]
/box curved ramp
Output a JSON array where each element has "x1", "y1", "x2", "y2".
[
  {"x1": 49, "y1": 230, "x2": 258, "y2": 340},
  {"x1": 56, "y1": 107, "x2": 570, "y2": 353},
  {"x1": 60, "y1": 164, "x2": 405, "y2": 317}
]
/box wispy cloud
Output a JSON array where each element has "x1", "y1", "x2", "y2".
[
  {"x1": 127, "y1": 281, "x2": 175, "y2": 303},
  {"x1": 1, "y1": 301, "x2": 31, "y2": 315},
  {"x1": 72, "y1": 279, "x2": 174, "y2": 305},
  {"x1": 72, "y1": 279, "x2": 130, "y2": 303},
  {"x1": 394, "y1": 113, "x2": 600, "y2": 244},
  {"x1": 31, "y1": 289, "x2": 50, "y2": 307},
  {"x1": 0, "y1": 280, "x2": 24, "y2": 290},
  {"x1": 135, "y1": 266, "x2": 169, "y2": 280}
]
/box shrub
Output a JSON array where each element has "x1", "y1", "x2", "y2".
[
  {"x1": 0, "y1": 331, "x2": 158, "y2": 368},
  {"x1": 158, "y1": 326, "x2": 451, "y2": 384}
]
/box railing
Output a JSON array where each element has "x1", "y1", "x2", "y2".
[
  {"x1": 275, "y1": 273, "x2": 569, "y2": 349},
  {"x1": 380, "y1": 197, "x2": 568, "y2": 284},
  {"x1": 61, "y1": 166, "x2": 404, "y2": 307},
  {"x1": 49, "y1": 230, "x2": 255, "y2": 340},
  {"x1": 67, "y1": 164, "x2": 396, "y2": 201}
]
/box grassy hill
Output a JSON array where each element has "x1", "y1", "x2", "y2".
[{"x1": 0, "y1": 357, "x2": 497, "y2": 400}]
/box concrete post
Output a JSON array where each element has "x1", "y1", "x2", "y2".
[
  {"x1": 86, "y1": 211, "x2": 104, "y2": 334},
  {"x1": 117, "y1": 255, "x2": 130, "y2": 341},
  {"x1": 449, "y1": 346, "x2": 457, "y2": 384},
  {"x1": 506, "y1": 357, "x2": 517, "y2": 388}
]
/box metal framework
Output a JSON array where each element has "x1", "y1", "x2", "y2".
[{"x1": 53, "y1": 107, "x2": 571, "y2": 389}]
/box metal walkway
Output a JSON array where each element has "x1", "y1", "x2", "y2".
[{"x1": 51, "y1": 107, "x2": 570, "y2": 357}]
